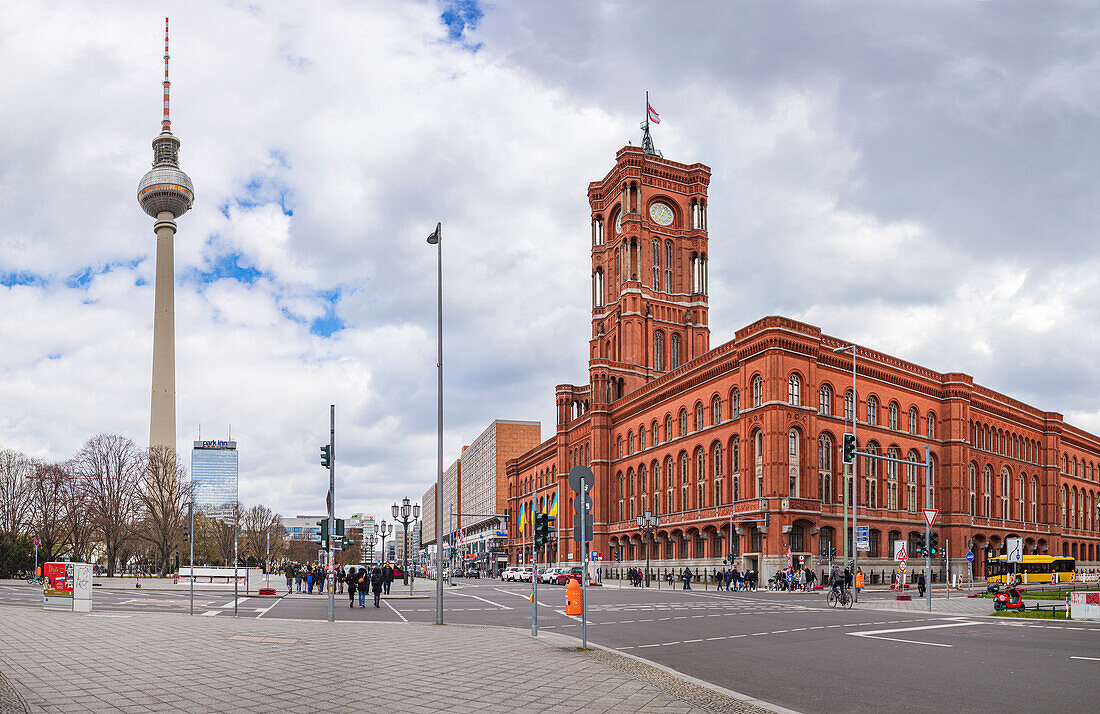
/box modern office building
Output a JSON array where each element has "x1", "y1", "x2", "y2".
[
  {"x1": 421, "y1": 484, "x2": 436, "y2": 545},
  {"x1": 281, "y1": 515, "x2": 326, "y2": 542},
  {"x1": 190, "y1": 440, "x2": 237, "y2": 520}
]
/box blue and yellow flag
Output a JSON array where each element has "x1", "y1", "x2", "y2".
[
  {"x1": 518, "y1": 501, "x2": 526, "y2": 535},
  {"x1": 549, "y1": 492, "x2": 558, "y2": 518}
]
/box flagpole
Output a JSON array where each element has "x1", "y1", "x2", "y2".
[{"x1": 645, "y1": 90, "x2": 649, "y2": 132}]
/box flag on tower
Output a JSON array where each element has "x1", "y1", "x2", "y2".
[{"x1": 648, "y1": 101, "x2": 660, "y2": 124}]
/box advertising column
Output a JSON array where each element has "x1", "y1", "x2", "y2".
[{"x1": 43, "y1": 562, "x2": 73, "y2": 611}]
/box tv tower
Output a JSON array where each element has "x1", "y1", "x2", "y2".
[{"x1": 137, "y1": 18, "x2": 194, "y2": 451}]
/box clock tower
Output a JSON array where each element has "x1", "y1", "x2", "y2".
[{"x1": 587, "y1": 145, "x2": 711, "y2": 404}]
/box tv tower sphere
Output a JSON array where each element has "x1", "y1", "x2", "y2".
[{"x1": 137, "y1": 133, "x2": 194, "y2": 218}]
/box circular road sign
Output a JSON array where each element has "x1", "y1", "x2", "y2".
[
  {"x1": 568, "y1": 465, "x2": 593, "y2": 494},
  {"x1": 899, "y1": 562, "x2": 907, "y2": 573},
  {"x1": 965, "y1": 551, "x2": 974, "y2": 563}
]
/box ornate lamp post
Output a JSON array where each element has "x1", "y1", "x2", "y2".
[
  {"x1": 636, "y1": 511, "x2": 659, "y2": 587},
  {"x1": 379, "y1": 521, "x2": 393, "y2": 564},
  {"x1": 365, "y1": 533, "x2": 377, "y2": 564},
  {"x1": 393, "y1": 497, "x2": 421, "y2": 586}
]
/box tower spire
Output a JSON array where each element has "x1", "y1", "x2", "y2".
[
  {"x1": 641, "y1": 91, "x2": 661, "y2": 157},
  {"x1": 162, "y1": 17, "x2": 171, "y2": 132}
]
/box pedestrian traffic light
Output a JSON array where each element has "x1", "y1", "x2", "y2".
[
  {"x1": 916, "y1": 534, "x2": 926, "y2": 557},
  {"x1": 534, "y1": 512, "x2": 549, "y2": 549},
  {"x1": 317, "y1": 519, "x2": 329, "y2": 542},
  {"x1": 929, "y1": 532, "x2": 939, "y2": 557},
  {"x1": 320, "y1": 444, "x2": 332, "y2": 468},
  {"x1": 335, "y1": 519, "x2": 345, "y2": 536},
  {"x1": 842, "y1": 433, "x2": 857, "y2": 465},
  {"x1": 341, "y1": 536, "x2": 352, "y2": 550}
]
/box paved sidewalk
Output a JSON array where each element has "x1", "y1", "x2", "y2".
[{"x1": 0, "y1": 605, "x2": 779, "y2": 714}]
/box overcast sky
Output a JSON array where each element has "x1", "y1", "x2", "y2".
[{"x1": 3, "y1": 0, "x2": 1100, "y2": 521}]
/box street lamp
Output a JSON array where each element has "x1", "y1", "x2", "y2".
[
  {"x1": 393, "y1": 497, "x2": 421, "y2": 586},
  {"x1": 636, "y1": 511, "x2": 659, "y2": 587},
  {"x1": 365, "y1": 533, "x2": 377, "y2": 564},
  {"x1": 833, "y1": 343, "x2": 859, "y2": 602},
  {"x1": 379, "y1": 521, "x2": 393, "y2": 564},
  {"x1": 427, "y1": 220, "x2": 444, "y2": 625}
]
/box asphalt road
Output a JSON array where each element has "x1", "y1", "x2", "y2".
[{"x1": 3, "y1": 579, "x2": 1097, "y2": 713}]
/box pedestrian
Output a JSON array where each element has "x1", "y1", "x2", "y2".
[
  {"x1": 917, "y1": 570, "x2": 926, "y2": 597},
  {"x1": 295, "y1": 567, "x2": 303, "y2": 593},
  {"x1": 382, "y1": 563, "x2": 393, "y2": 595},
  {"x1": 371, "y1": 566, "x2": 384, "y2": 608},
  {"x1": 306, "y1": 567, "x2": 314, "y2": 594},
  {"x1": 346, "y1": 566, "x2": 358, "y2": 608},
  {"x1": 682, "y1": 567, "x2": 692, "y2": 590},
  {"x1": 357, "y1": 566, "x2": 370, "y2": 608},
  {"x1": 337, "y1": 567, "x2": 345, "y2": 594},
  {"x1": 283, "y1": 562, "x2": 294, "y2": 594},
  {"x1": 798, "y1": 567, "x2": 806, "y2": 591}
]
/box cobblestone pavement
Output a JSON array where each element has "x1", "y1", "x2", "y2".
[{"x1": 0, "y1": 605, "x2": 780, "y2": 714}]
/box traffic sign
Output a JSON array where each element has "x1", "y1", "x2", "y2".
[
  {"x1": 965, "y1": 551, "x2": 974, "y2": 563},
  {"x1": 899, "y1": 561, "x2": 907, "y2": 573},
  {"x1": 1006, "y1": 536, "x2": 1023, "y2": 563},
  {"x1": 567, "y1": 465, "x2": 593, "y2": 494},
  {"x1": 33, "y1": 539, "x2": 40, "y2": 547},
  {"x1": 894, "y1": 542, "x2": 908, "y2": 562},
  {"x1": 922, "y1": 508, "x2": 938, "y2": 528},
  {"x1": 798, "y1": 554, "x2": 805, "y2": 564}
]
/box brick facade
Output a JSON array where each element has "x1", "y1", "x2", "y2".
[{"x1": 505, "y1": 145, "x2": 1100, "y2": 579}]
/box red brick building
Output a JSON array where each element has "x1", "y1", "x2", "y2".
[{"x1": 505, "y1": 144, "x2": 1100, "y2": 580}]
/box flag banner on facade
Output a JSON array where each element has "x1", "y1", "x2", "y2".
[
  {"x1": 518, "y1": 501, "x2": 525, "y2": 534},
  {"x1": 549, "y1": 492, "x2": 558, "y2": 517},
  {"x1": 648, "y1": 102, "x2": 660, "y2": 124}
]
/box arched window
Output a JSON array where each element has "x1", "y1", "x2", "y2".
[
  {"x1": 730, "y1": 388, "x2": 740, "y2": 418},
  {"x1": 864, "y1": 442, "x2": 878, "y2": 508},
  {"x1": 1018, "y1": 474, "x2": 1025, "y2": 521},
  {"x1": 654, "y1": 331, "x2": 665, "y2": 372},
  {"x1": 664, "y1": 241, "x2": 673, "y2": 292},
  {"x1": 819, "y1": 384, "x2": 832, "y2": 415},
  {"x1": 695, "y1": 447, "x2": 706, "y2": 508},
  {"x1": 664, "y1": 456, "x2": 674, "y2": 513},
  {"x1": 887, "y1": 447, "x2": 899, "y2": 510},
  {"x1": 888, "y1": 402, "x2": 899, "y2": 430},
  {"x1": 754, "y1": 430, "x2": 764, "y2": 498},
  {"x1": 926, "y1": 413, "x2": 935, "y2": 440},
  {"x1": 1000, "y1": 468, "x2": 1010, "y2": 520},
  {"x1": 1030, "y1": 476, "x2": 1038, "y2": 522},
  {"x1": 1061, "y1": 485, "x2": 1068, "y2": 527},
  {"x1": 680, "y1": 452, "x2": 689, "y2": 511},
  {"x1": 968, "y1": 463, "x2": 976, "y2": 516},
  {"x1": 788, "y1": 429, "x2": 800, "y2": 497},
  {"x1": 1063, "y1": 454, "x2": 1068, "y2": 473},
  {"x1": 627, "y1": 431, "x2": 634, "y2": 454},
  {"x1": 639, "y1": 426, "x2": 646, "y2": 450},
  {"x1": 908, "y1": 407, "x2": 918, "y2": 435},
  {"x1": 713, "y1": 443, "x2": 724, "y2": 507},
  {"x1": 712, "y1": 395, "x2": 721, "y2": 424},
  {"x1": 617, "y1": 472, "x2": 624, "y2": 521},
  {"x1": 906, "y1": 451, "x2": 918, "y2": 513},
  {"x1": 731, "y1": 436, "x2": 741, "y2": 502},
  {"x1": 788, "y1": 373, "x2": 801, "y2": 406},
  {"x1": 983, "y1": 466, "x2": 993, "y2": 517},
  {"x1": 818, "y1": 434, "x2": 833, "y2": 504},
  {"x1": 651, "y1": 419, "x2": 659, "y2": 446},
  {"x1": 679, "y1": 409, "x2": 688, "y2": 436},
  {"x1": 670, "y1": 333, "x2": 681, "y2": 370},
  {"x1": 617, "y1": 436, "x2": 623, "y2": 459},
  {"x1": 844, "y1": 389, "x2": 855, "y2": 422},
  {"x1": 665, "y1": 415, "x2": 673, "y2": 442},
  {"x1": 867, "y1": 396, "x2": 878, "y2": 426},
  {"x1": 694, "y1": 402, "x2": 704, "y2": 431},
  {"x1": 752, "y1": 375, "x2": 764, "y2": 407},
  {"x1": 651, "y1": 239, "x2": 660, "y2": 291}
]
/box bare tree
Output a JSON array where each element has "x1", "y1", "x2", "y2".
[
  {"x1": 138, "y1": 445, "x2": 190, "y2": 576},
  {"x1": 240, "y1": 504, "x2": 284, "y2": 570},
  {"x1": 0, "y1": 448, "x2": 33, "y2": 537},
  {"x1": 60, "y1": 475, "x2": 96, "y2": 564},
  {"x1": 74, "y1": 434, "x2": 143, "y2": 576},
  {"x1": 28, "y1": 461, "x2": 70, "y2": 561}
]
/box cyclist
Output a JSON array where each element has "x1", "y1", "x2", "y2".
[{"x1": 829, "y1": 564, "x2": 847, "y2": 597}]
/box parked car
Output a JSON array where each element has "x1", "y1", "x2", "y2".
[
  {"x1": 501, "y1": 567, "x2": 518, "y2": 581},
  {"x1": 555, "y1": 566, "x2": 584, "y2": 586},
  {"x1": 517, "y1": 566, "x2": 534, "y2": 582},
  {"x1": 540, "y1": 567, "x2": 563, "y2": 584},
  {"x1": 465, "y1": 567, "x2": 481, "y2": 579}
]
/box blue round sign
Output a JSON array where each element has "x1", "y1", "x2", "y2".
[{"x1": 965, "y1": 551, "x2": 974, "y2": 562}]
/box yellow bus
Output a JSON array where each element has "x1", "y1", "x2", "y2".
[{"x1": 985, "y1": 555, "x2": 1075, "y2": 584}]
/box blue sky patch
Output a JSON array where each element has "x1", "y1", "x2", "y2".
[
  {"x1": 0, "y1": 272, "x2": 45, "y2": 287},
  {"x1": 440, "y1": 0, "x2": 483, "y2": 48},
  {"x1": 188, "y1": 251, "x2": 264, "y2": 286}
]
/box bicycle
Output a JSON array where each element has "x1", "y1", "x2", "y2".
[
  {"x1": 25, "y1": 575, "x2": 44, "y2": 586},
  {"x1": 828, "y1": 585, "x2": 854, "y2": 609}
]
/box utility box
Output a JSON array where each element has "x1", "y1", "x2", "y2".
[
  {"x1": 1068, "y1": 591, "x2": 1100, "y2": 620},
  {"x1": 43, "y1": 562, "x2": 93, "y2": 612}
]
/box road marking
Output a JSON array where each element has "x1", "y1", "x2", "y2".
[
  {"x1": 682, "y1": 638, "x2": 703, "y2": 643},
  {"x1": 1070, "y1": 656, "x2": 1100, "y2": 661},
  {"x1": 638, "y1": 644, "x2": 661, "y2": 648},
  {"x1": 453, "y1": 592, "x2": 512, "y2": 610},
  {"x1": 220, "y1": 597, "x2": 249, "y2": 608},
  {"x1": 706, "y1": 636, "x2": 726, "y2": 641},
  {"x1": 383, "y1": 600, "x2": 407, "y2": 622},
  {"x1": 848, "y1": 620, "x2": 983, "y2": 648},
  {"x1": 201, "y1": 610, "x2": 220, "y2": 616}
]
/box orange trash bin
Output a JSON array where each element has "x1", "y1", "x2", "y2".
[{"x1": 565, "y1": 578, "x2": 583, "y2": 615}]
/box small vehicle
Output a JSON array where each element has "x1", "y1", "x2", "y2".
[
  {"x1": 993, "y1": 585, "x2": 1025, "y2": 611},
  {"x1": 555, "y1": 566, "x2": 584, "y2": 586},
  {"x1": 465, "y1": 567, "x2": 481, "y2": 579},
  {"x1": 501, "y1": 567, "x2": 518, "y2": 581},
  {"x1": 540, "y1": 567, "x2": 563, "y2": 584},
  {"x1": 517, "y1": 566, "x2": 534, "y2": 582}
]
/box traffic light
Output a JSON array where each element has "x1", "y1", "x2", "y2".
[
  {"x1": 916, "y1": 534, "x2": 926, "y2": 557},
  {"x1": 317, "y1": 519, "x2": 329, "y2": 542},
  {"x1": 765, "y1": 513, "x2": 771, "y2": 527},
  {"x1": 842, "y1": 433, "x2": 857, "y2": 465},
  {"x1": 341, "y1": 536, "x2": 352, "y2": 550},
  {"x1": 335, "y1": 519, "x2": 345, "y2": 536},
  {"x1": 534, "y1": 512, "x2": 549, "y2": 549},
  {"x1": 929, "y1": 532, "x2": 939, "y2": 557},
  {"x1": 320, "y1": 444, "x2": 332, "y2": 468}
]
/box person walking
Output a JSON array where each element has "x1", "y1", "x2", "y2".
[
  {"x1": 357, "y1": 567, "x2": 370, "y2": 608},
  {"x1": 346, "y1": 566, "x2": 358, "y2": 608},
  {"x1": 917, "y1": 570, "x2": 926, "y2": 598},
  {"x1": 283, "y1": 563, "x2": 294, "y2": 594},
  {"x1": 371, "y1": 566, "x2": 384, "y2": 608},
  {"x1": 305, "y1": 567, "x2": 314, "y2": 594},
  {"x1": 382, "y1": 563, "x2": 393, "y2": 595},
  {"x1": 682, "y1": 567, "x2": 692, "y2": 590}
]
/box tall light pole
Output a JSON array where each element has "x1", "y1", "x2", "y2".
[
  {"x1": 379, "y1": 521, "x2": 392, "y2": 563},
  {"x1": 833, "y1": 343, "x2": 859, "y2": 601},
  {"x1": 428, "y1": 221, "x2": 444, "y2": 625},
  {"x1": 636, "y1": 511, "x2": 658, "y2": 587},
  {"x1": 366, "y1": 533, "x2": 376, "y2": 564},
  {"x1": 393, "y1": 497, "x2": 420, "y2": 586}
]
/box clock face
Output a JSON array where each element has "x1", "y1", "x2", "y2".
[
  {"x1": 614, "y1": 212, "x2": 622, "y2": 234},
  {"x1": 649, "y1": 202, "x2": 674, "y2": 226}
]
